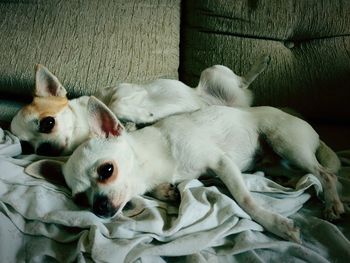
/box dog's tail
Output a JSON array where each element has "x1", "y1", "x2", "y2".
[
  {"x1": 196, "y1": 55, "x2": 270, "y2": 107},
  {"x1": 316, "y1": 140, "x2": 341, "y2": 173}
]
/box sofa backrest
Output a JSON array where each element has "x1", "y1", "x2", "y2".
[
  {"x1": 180, "y1": 0, "x2": 350, "y2": 123},
  {"x1": 0, "y1": 0, "x2": 180, "y2": 121}
]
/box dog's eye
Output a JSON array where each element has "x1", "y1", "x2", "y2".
[
  {"x1": 39, "y1": 116, "x2": 55, "y2": 133},
  {"x1": 97, "y1": 163, "x2": 114, "y2": 182}
]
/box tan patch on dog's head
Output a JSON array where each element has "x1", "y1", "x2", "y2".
[{"x1": 23, "y1": 96, "x2": 69, "y2": 118}]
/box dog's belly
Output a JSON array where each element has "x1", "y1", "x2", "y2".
[
  {"x1": 159, "y1": 106, "x2": 260, "y2": 179},
  {"x1": 224, "y1": 148, "x2": 258, "y2": 172},
  {"x1": 208, "y1": 110, "x2": 260, "y2": 171}
]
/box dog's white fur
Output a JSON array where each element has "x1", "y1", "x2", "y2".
[
  {"x1": 27, "y1": 97, "x2": 343, "y2": 243},
  {"x1": 11, "y1": 56, "x2": 269, "y2": 156}
]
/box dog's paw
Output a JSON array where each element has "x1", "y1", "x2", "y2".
[
  {"x1": 124, "y1": 122, "x2": 137, "y2": 132},
  {"x1": 150, "y1": 183, "x2": 180, "y2": 202},
  {"x1": 324, "y1": 199, "x2": 345, "y2": 221},
  {"x1": 160, "y1": 183, "x2": 180, "y2": 202},
  {"x1": 275, "y1": 218, "x2": 301, "y2": 244}
]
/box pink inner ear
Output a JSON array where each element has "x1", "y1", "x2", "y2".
[
  {"x1": 46, "y1": 77, "x2": 61, "y2": 96},
  {"x1": 101, "y1": 111, "x2": 123, "y2": 137}
]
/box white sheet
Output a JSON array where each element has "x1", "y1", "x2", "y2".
[{"x1": 0, "y1": 128, "x2": 349, "y2": 262}]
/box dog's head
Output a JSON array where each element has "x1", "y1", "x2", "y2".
[
  {"x1": 11, "y1": 65, "x2": 78, "y2": 156},
  {"x1": 26, "y1": 97, "x2": 140, "y2": 218}
]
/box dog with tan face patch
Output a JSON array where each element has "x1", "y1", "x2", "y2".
[
  {"x1": 11, "y1": 65, "x2": 90, "y2": 156},
  {"x1": 11, "y1": 56, "x2": 270, "y2": 156}
]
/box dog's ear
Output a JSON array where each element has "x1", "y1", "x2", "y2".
[
  {"x1": 87, "y1": 96, "x2": 124, "y2": 138},
  {"x1": 25, "y1": 159, "x2": 67, "y2": 187},
  {"x1": 34, "y1": 64, "x2": 67, "y2": 98}
]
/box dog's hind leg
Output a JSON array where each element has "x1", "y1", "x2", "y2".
[
  {"x1": 264, "y1": 126, "x2": 344, "y2": 221},
  {"x1": 285, "y1": 151, "x2": 343, "y2": 221},
  {"x1": 316, "y1": 140, "x2": 341, "y2": 174},
  {"x1": 213, "y1": 155, "x2": 301, "y2": 243},
  {"x1": 196, "y1": 55, "x2": 270, "y2": 107},
  {"x1": 196, "y1": 65, "x2": 253, "y2": 107},
  {"x1": 241, "y1": 55, "x2": 270, "y2": 88}
]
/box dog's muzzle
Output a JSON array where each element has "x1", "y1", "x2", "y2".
[{"x1": 93, "y1": 195, "x2": 119, "y2": 218}]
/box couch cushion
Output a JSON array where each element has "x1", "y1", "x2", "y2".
[
  {"x1": 0, "y1": 0, "x2": 180, "y2": 121},
  {"x1": 180, "y1": 0, "x2": 350, "y2": 123}
]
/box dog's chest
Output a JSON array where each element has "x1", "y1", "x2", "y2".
[{"x1": 132, "y1": 127, "x2": 177, "y2": 184}]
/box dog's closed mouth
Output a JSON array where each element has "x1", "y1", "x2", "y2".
[
  {"x1": 123, "y1": 201, "x2": 133, "y2": 210},
  {"x1": 121, "y1": 201, "x2": 147, "y2": 218}
]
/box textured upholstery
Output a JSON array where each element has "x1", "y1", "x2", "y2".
[
  {"x1": 1, "y1": 0, "x2": 349, "y2": 150},
  {"x1": 180, "y1": 0, "x2": 350, "y2": 123},
  {"x1": 0, "y1": 0, "x2": 180, "y2": 121}
]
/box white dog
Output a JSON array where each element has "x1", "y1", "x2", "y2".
[
  {"x1": 26, "y1": 97, "x2": 344, "y2": 243},
  {"x1": 11, "y1": 56, "x2": 269, "y2": 156}
]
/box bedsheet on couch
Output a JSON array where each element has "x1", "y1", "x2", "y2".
[{"x1": 0, "y1": 128, "x2": 349, "y2": 263}]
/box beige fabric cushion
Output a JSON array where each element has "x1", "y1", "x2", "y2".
[
  {"x1": 180, "y1": 0, "x2": 350, "y2": 122},
  {"x1": 0, "y1": 0, "x2": 180, "y2": 121}
]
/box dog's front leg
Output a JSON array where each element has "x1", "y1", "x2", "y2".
[{"x1": 213, "y1": 155, "x2": 301, "y2": 243}]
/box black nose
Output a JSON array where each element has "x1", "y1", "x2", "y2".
[
  {"x1": 93, "y1": 195, "x2": 118, "y2": 218},
  {"x1": 36, "y1": 142, "x2": 62, "y2": 156}
]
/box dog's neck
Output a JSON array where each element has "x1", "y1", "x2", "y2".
[{"x1": 126, "y1": 127, "x2": 176, "y2": 194}]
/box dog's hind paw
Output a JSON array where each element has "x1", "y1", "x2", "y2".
[
  {"x1": 276, "y1": 219, "x2": 301, "y2": 244},
  {"x1": 284, "y1": 225, "x2": 301, "y2": 244},
  {"x1": 124, "y1": 122, "x2": 137, "y2": 132},
  {"x1": 324, "y1": 200, "x2": 345, "y2": 221}
]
